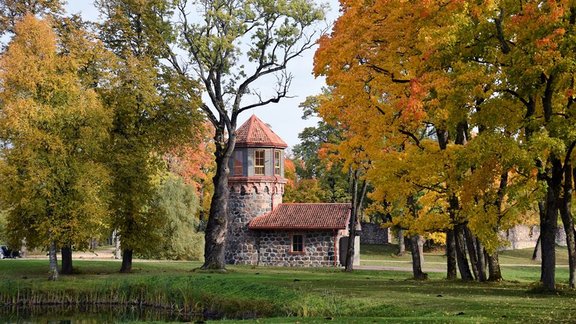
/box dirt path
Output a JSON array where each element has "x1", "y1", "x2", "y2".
[
  {"x1": 24, "y1": 247, "x2": 119, "y2": 260},
  {"x1": 356, "y1": 265, "x2": 445, "y2": 272}
]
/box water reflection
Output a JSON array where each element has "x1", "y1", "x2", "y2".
[{"x1": 0, "y1": 304, "x2": 200, "y2": 323}]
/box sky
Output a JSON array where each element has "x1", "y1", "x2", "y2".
[{"x1": 65, "y1": 0, "x2": 342, "y2": 149}]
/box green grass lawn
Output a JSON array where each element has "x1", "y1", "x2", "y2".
[
  {"x1": 361, "y1": 244, "x2": 569, "y2": 272},
  {"x1": 0, "y1": 245, "x2": 574, "y2": 323}
]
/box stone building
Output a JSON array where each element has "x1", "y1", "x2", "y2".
[
  {"x1": 359, "y1": 222, "x2": 390, "y2": 245},
  {"x1": 226, "y1": 115, "x2": 359, "y2": 267}
]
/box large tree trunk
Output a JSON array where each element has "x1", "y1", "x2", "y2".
[
  {"x1": 344, "y1": 215, "x2": 358, "y2": 272},
  {"x1": 345, "y1": 173, "x2": 367, "y2": 272},
  {"x1": 541, "y1": 156, "x2": 562, "y2": 290},
  {"x1": 202, "y1": 133, "x2": 234, "y2": 270},
  {"x1": 475, "y1": 238, "x2": 487, "y2": 282},
  {"x1": 454, "y1": 223, "x2": 474, "y2": 281},
  {"x1": 559, "y1": 204, "x2": 575, "y2": 289},
  {"x1": 61, "y1": 245, "x2": 73, "y2": 275},
  {"x1": 448, "y1": 191, "x2": 473, "y2": 281},
  {"x1": 436, "y1": 128, "x2": 457, "y2": 280},
  {"x1": 48, "y1": 241, "x2": 59, "y2": 281},
  {"x1": 539, "y1": 79, "x2": 560, "y2": 291},
  {"x1": 410, "y1": 235, "x2": 427, "y2": 280},
  {"x1": 120, "y1": 249, "x2": 133, "y2": 273},
  {"x1": 559, "y1": 155, "x2": 576, "y2": 288},
  {"x1": 446, "y1": 229, "x2": 457, "y2": 280},
  {"x1": 397, "y1": 228, "x2": 405, "y2": 256},
  {"x1": 487, "y1": 251, "x2": 502, "y2": 281},
  {"x1": 464, "y1": 226, "x2": 480, "y2": 281}
]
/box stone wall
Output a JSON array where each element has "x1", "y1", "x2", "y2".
[
  {"x1": 226, "y1": 181, "x2": 283, "y2": 264},
  {"x1": 359, "y1": 223, "x2": 569, "y2": 251},
  {"x1": 360, "y1": 222, "x2": 390, "y2": 245},
  {"x1": 256, "y1": 230, "x2": 339, "y2": 267},
  {"x1": 500, "y1": 225, "x2": 567, "y2": 250}
]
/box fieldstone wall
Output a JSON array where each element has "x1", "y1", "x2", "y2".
[
  {"x1": 226, "y1": 181, "x2": 283, "y2": 264},
  {"x1": 256, "y1": 230, "x2": 339, "y2": 267},
  {"x1": 500, "y1": 225, "x2": 568, "y2": 250},
  {"x1": 360, "y1": 222, "x2": 390, "y2": 244}
]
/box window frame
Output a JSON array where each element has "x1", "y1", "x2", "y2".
[
  {"x1": 290, "y1": 234, "x2": 305, "y2": 254},
  {"x1": 274, "y1": 150, "x2": 282, "y2": 176},
  {"x1": 254, "y1": 149, "x2": 265, "y2": 175}
]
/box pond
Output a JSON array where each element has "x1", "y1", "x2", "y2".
[{"x1": 0, "y1": 305, "x2": 202, "y2": 323}]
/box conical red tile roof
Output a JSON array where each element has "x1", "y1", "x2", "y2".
[{"x1": 235, "y1": 115, "x2": 288, "y2": 148}]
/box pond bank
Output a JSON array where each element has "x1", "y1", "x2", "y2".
[
  {"x1": 0, "y1": 273, "x2": 285, "y2": 321},
  {"x1": 2, "y1": 258, "x2": 576, "y2": 322},
  {"x1": 1, "y1": 304, "x2": 201, "y2": 322}
]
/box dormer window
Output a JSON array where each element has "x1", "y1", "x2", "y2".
[
  {"x1": 255, "y1": 150, "x2": 265, "y2": 175},
  {"x1": 274, "y1": 150, "x2": 282, "y2": 175}
]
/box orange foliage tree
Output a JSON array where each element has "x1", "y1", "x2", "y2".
[
  {"x1": 166, "y1": 122, "x2": 215, "y2": 224},
  {"x1": 314, "y1": 0, "x2": 564, "y2": 284}
]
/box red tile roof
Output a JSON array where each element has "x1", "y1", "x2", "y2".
[
  {"x1": 249, "y1": 203, "x2": 351, "y2": 230},
  {"x1": 235, "y1": 115, "x2": 288, "y2": 148}
]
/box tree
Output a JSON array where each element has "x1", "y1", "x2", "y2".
[
  {"x1": 165, "y1": 122, "x2": 215, "y2": 225},
  {"x1": 142, "y1": 173, "x2": 204, "y2": 260},
  {"x1": 165, "y1": 0, "x2": 326, "y2": 270},
  {"x1": 96, "y1": 0, "x2": 203, "y2": 273},
  {"x1": 0, "y1": 15, "x2": 112, "y2": 280},
  {"x1": 0, "y1": 209, "x2": 7, "y2": 244},
  {"x1": 288, "y1": 93, "x2": 350, "y2": 203},
  {"x1": 418, "y1": 0, "x2": 576, "y2": 290},
  {"x1": 315, "y1": 0, "x2": 576, "y2": 289},
  {"x1": 0, "y1": 0, "x2": 63, "y2": 36},
  {"x1": 314, "y1": 0, "x2": 528, "y2": 282}
]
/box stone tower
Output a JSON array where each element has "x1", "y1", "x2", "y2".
[{"x1": 225, "y1": 115, "x2": 287, "y2": 264}]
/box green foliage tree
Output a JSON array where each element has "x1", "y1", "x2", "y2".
[
  {"x1": 142, "y1": 173, "x2": 204, "y2": 261},
  {"x1": 289, "y1": 93, "x2": 350, "y2": 203},
  {"x1": 0, "y1": 0, "x2": 63, "y2": 36},
  {"x1": 96, "y1": 0, "x2": 203, "y2": 273},
  {"x1": 0, "y1": 15, "x2": 112, "y2": 280},
  {"x1": 0, "y1": 209, "x2": 7, "y2": 244}
]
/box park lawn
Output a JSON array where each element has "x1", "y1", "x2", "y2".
[
  {"x1": 361, "y1": 244, "x2": 568, "y2": 272},
  {"x1": 1, "y1": 248, "x2": 576, "y2": 323}
]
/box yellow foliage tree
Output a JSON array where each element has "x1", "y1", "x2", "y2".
[{"x1": 0, "y1": 15, "x2": 112, "y2": 280}]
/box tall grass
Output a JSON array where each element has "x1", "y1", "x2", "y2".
[{"x1": 0, "y1": 268, "x2": 296, "y2": 320}]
